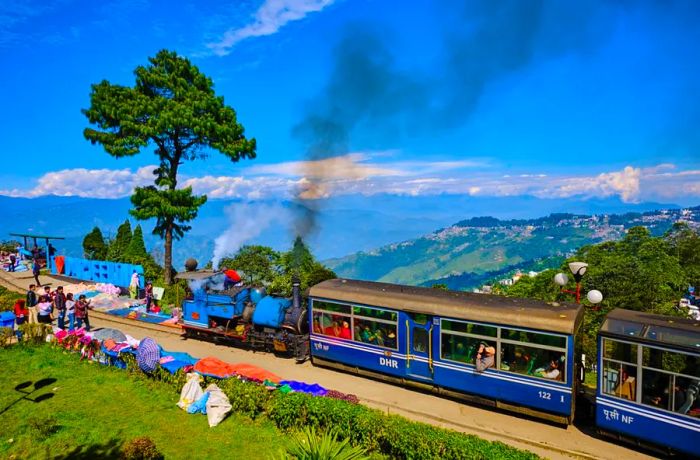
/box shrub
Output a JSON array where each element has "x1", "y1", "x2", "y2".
[
  {"x1": 121, "y1": 436, "x2": 163, "y2": 460},
  {"x1": 218, "y1": 376, "x2": 272, "y2": 419},
  {"x1": 18, "y1": 323, "x2": 53, "y2": 345},
  {"x1": 27, "y1": 414, "x2": 60, "y2": 440},
  {"x1": 280, "y1": 426, "x2": 369, "y2": 460},
  {"x1": 0, "y1": 327, "x2": 14, "y2": 348}
]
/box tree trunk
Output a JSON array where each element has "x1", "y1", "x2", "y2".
[{"x1": 164, "y1": 222, "x2": 173, "y2": 285}]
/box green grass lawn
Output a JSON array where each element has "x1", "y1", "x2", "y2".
[{"x1": 0, "y1": 345, "x2": 288, "y2": 459}]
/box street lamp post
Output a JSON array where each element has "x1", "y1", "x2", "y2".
[{"x1": 554, "y1": 262, "x2": 603, "y2": 307}]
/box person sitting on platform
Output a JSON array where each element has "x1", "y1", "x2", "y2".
[{"x1": 475, "y1": 341, "x2": 495, "y2": 372}]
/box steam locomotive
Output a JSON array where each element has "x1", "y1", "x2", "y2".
[{"x1": 177, "y1": 262, "x2": 309, "y2": 361}]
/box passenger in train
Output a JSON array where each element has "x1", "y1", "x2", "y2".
[
  {"x1": 373, "y1": 329, "x2": 385, "y2": 347},
  {"x1": 360, "y1": 325, "x2": 374, "y2": 343},
  {"x1": 385, "y1": 331, "x2": 396, "y2": 348},
  {"x1": 454, "y1": 342, "x2": 469, "y2": 363},
  {"x1": 539, "y1": 359, "x2": 561, "y2": 380},
  {"x1": 312, "y1": 317, "x2": 323, "y2": 334},
  {"x1": 615, "y1": 367, "x2": 636, "y2": 401},
  {"x1": 475, "y1": 341, "x2": 495, "y2": 372},
  {"x1": 339, "y1": 321, "x2": 352, "y2": 339},
  {"x1": 326, "y1": 321, "x2": 343, "y2": 337}
]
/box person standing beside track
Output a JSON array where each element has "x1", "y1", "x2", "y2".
[{"x1": 26, "y1": 284, "x2": 38, "y2": 324}]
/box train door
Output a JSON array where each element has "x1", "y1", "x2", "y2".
[{"x1": 406, "y1": 313, "x2": 434, "y2": 380}]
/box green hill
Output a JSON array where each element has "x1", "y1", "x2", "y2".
[{"x1": 326, "y1": 207, "x2": 700, "y2": 290}]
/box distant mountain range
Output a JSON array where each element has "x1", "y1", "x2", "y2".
[
  {"x1": 326, "y1": 206, "x2": 700, "y2": 291},
  {"x1": 0, "y1": 194, "x2": 688, "y2": 274}
]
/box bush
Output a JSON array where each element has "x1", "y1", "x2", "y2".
[
  {"x1": 27, "y1": 414, "x2": 60, "y2": 440},
  {"x1": 121, "y1": 436, "x2": 163, "y2": 460},
  {"x1": 218, "y1": 376, "x2": 272, "y2": 419},
  {"x1": 0, "y1": 327, "x2": 14, "y2": 348},
  {"x1": 280, "y1": 426, "x2": 369, "y2": 460},
  {"x1": 18, "y1": 323, "x2": 53, "y2": 345}
]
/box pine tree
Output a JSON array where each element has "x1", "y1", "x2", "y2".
[
  {"x1": 83, "y1": 50, "x2": 256, "y2": 283},
  {"x1": 124, "y1": 224, "x2": 148, "y2": 263},
  {"x1": 82, "y1": 227, "x2": 107, "y2": 260},
  {"x1": 107, "y1": 220, "x2": 132, "y2": 262}
]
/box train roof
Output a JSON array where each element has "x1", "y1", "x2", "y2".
[
  {"x1": 601, "y1": 308, "x2": 700, "y2": 351},
  {"x1": 309, "y1": 279, "x2": 584, "y2": 334}
]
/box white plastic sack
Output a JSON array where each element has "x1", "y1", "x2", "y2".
[
  {"x1": 205, "y1": 383, "x2": 232, "y2": 427},
  {"x1": 177, "y1": 373, "x2": 203, "y2": 411}
]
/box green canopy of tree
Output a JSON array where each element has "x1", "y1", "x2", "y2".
[
  {"x1": 107, "y1": 220, "x2": 132, "y2": 262},
  {"x1": 83, "y1": 49, "x2": 256, "y2": 284},
  {"x1": 124, "y1": 224, "x2": 148, "y2": 262},
  {"x1": 218, "y1": 245, "x2": 281, "y2": 286},
  {"x1": 219, "y1": 238, "x2": 336, "y2": 297},
  {"x1": 500, "y1": 225, "x2": 696, "y2": 365},
  {"x1": 82, "y1": 227, "x2": 108, "y2": 260}
]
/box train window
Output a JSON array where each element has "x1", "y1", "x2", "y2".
[
  {"x1": 500, "y1": 343, "x2": 566, "y2": 383},
  {"x1": 352, "y1": 306, "x2": 397, "y2": 322},
  {"x1": 600, "y1": 318, "x2": 644, "y2": 337},
  {"x1": 641, "y1": 368, "x2": 672, "y2": 410},
  {"x1": 603, "y1": 339, "x2": 637, "y2": 363},
  {"x1": 410, "y1": 313, "x2": 429, "y2": 325},
  {"x1": 674, "y1": 376, "x2": 700, "y2": 415},
  {"x1": 645, "y1": 326, "x2": 700, "y2": 348},
  {"x1": 442, "y1": 320, "x2": 496, "y2": 337},
  {"x1": 313, "y1": 301, "x2": 352, "y2": 315},
  {"x1": 441, "y1": 334, "x2": 481, "y2": 365},
  {"x1": 602, "y1": 361, "x2": 638, "y2": 401},
  {"x1": 353, "y1": 318, "x2": 398, "y2": 350},
  {"x1": 413, "y1": 327, "x2": 428, "y2": 353},
  {"x1": 501, "y1": 329, "x2": 566, "y2": 349},
  {"x1": 642, "y1": 347, "x2": 697, "y2": 374},
  {"x1": 312, "y1": 311, "x2": 352, "y2": 340}
]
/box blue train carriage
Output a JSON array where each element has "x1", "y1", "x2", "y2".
[
  {"x1": 596, "y1": 309, "x2": 700, "y2": 456},
  {"x1": 308, "y1": 279, "x2": 583, "y2": 424},
  {"x1": 177, "y1": 270, "x2": 309, "y2": 361}
]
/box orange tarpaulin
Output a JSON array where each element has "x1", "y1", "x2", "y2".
[
  {"x1": 55, "y1": 256, "x2": 65, "y2": 274},
  {"x1": 193, "y1": 356, "x2": 282, "y2": 383}
]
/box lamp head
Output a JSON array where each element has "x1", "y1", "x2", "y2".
[
  {"x1": 554, "y1": 273, "x2": 569, "y2": 286},
  {"x1": 587, "y1": 289, "x2": 603, "y2": 304},
  {"x1": 568, "y1": 262, "x2": 588, "y2": 281}
]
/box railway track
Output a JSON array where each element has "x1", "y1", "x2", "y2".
[{"x1": 0, "y1": 272, "x2": 656, "y2": 460}]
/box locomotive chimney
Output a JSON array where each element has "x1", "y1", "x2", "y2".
[{"x1": 292, "y1": 275, "x2": 301, "y2": 311}]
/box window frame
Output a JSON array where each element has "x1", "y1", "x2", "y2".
[
  {"x1": 599, "y1": 337, "x2": 700, "y2": 420},
  {"x1": 311, "y1": 299, "x2": 399, "y2": 351},
  {"x1": 439, "y1": 319, "x2": 569, "y2": 384}
]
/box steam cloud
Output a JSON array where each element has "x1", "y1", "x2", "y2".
[
  {"x1": 290, "y1": 0, "x2": 625, "y2": 239},
  {"x1": 211, "y1": 202, "x2": 290, "y2": 269}
]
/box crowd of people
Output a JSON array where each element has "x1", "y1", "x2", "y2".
[{"x1": 15, "y1": 284, "x2": 94, "y2": 332}]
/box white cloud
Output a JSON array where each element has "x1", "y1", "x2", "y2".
[
  {"x1": 3, "y1": 159, "x2": 699, "y2": 204},
  {"x1": 0, "y1": 165, "x2": 156, "y2": 198},
  {"x1": 207, "y1": 0, "x2": 334, "y2": 56},
  {"x1": 544, "y1": 166, "x2": 642, "y2": 203}
]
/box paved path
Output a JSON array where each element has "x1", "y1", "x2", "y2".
[{"x1": 0, "y1": 270, "x2": 659, "y2": 460}]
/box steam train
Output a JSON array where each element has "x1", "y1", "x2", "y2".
[
  {"x1": 177, "y1": 265, "x2": 699, "y2": 457},
  {"x1": 177, "y1": 267, "x2": 309, "y2": 361}
]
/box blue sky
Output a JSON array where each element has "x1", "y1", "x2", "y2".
[{"x1": 1, "y1": 0, "x2": 700, "y2": 204}]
